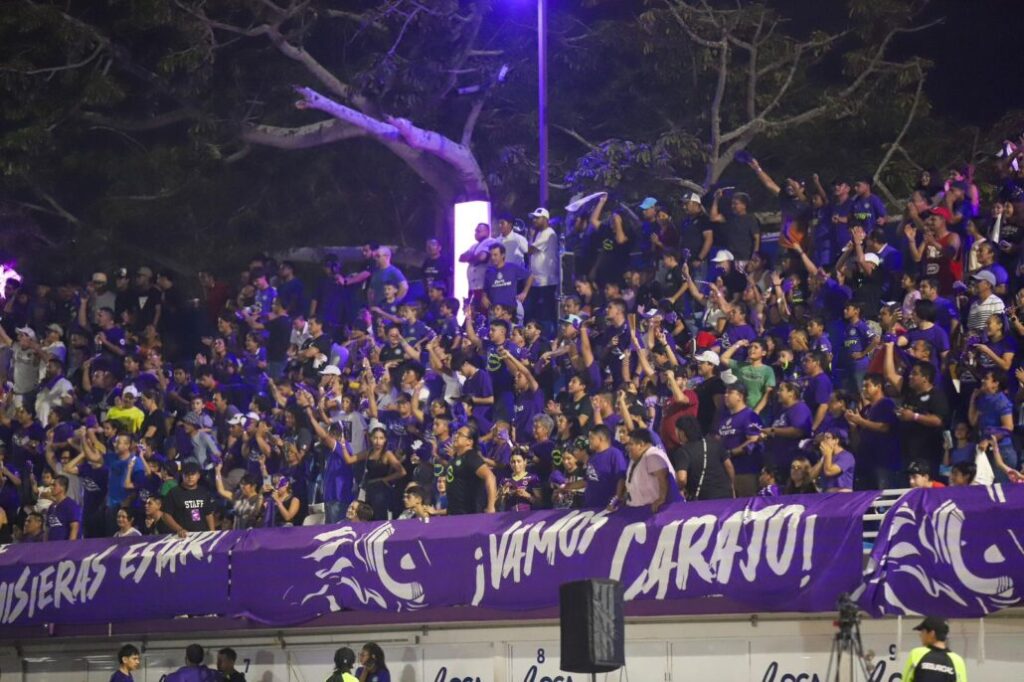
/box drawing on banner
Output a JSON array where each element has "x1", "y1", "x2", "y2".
[
  {"x1": 299, "y1": 523, "x2": 429, "y2": 612},
  {"x1": 859, "y1": 488, "x2": 1023, "y2": 616}
]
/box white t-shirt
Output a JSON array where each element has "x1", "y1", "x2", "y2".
[
  {"x1": 530, "y1": 227, "x2": 559, "y2": 287},
  {"x1": 500, "y1": 231, "x2": 530, "y2": 267}
]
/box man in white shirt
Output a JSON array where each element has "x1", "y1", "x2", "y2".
[
  {"x1": 496, "y1": 217, "x2": 529, "y2": 267},
  {"x1": 459, "y1": 222, "x2": 501, "y2": 314},
  {"x1": 965, "y1": 271, "x2": 1005, "y2": 333},
  {"x1": 0, "y1": 326, "x2": 41, "y2": 406},
  {"x1": 35, "y1": 358, "x2": 74, "y2": 425},
  {"x1": 526, "y1": 208, "x2": 559, "y2": 331}
]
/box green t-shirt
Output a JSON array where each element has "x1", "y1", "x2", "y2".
[{"x1": 728, "y1": 360, "x2": 776, "y2": 409}]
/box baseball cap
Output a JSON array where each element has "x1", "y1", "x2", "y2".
[
  {"x1": 682, "y1": 192, "x2": 703, "y2": 205},
  {"x1": 907, "y1": 460, "x2": 931, "y2": 477},
  {"x1": 115, "y1": 267, "x2": 129, "y2": 279},
  {"x1": 863, "y1": 253, "x2": 881, "y2": 266},
  {"x1": 320, "y1": 365, "x2": 342, "y2": 376},
  {"x1": 136, "y1": 266, "x2": 154, "y2": 278},
  {"x1": 560, "y1": 314, "x2": 582, "y2": 328},
  {"x1": 971, "y1": 270, "x2": 996, "y2": 286},
  {"x1": 227, "y1": 413, "x2": 246, "y2": 426},
  {"x1": 46, "y1": 323, "x2": 64, "y2": 337},
  {"x1": 694, "y1": 350, "x2": 720, "y2": 365},
  {"x1": 122, "y1": 385, "x2": 140, "y2": 399},
  {"x1": 181, "y1": 461, "x2": 202, "y2": 475},
  {"x1": 721, "y1": 369, "x2": 740, "y2": 387},
  {"x1": 711, "y1": 250, "x2": 735, "y2": 263},
  {"x1": 925, "y1": 206, "x2": 953, "y2": 222},
  {"x1": 529, "y1": 207, "x2": 550, "y2": 219},
  {"x1": 91, "y1": 272, "x2": 108, "y2": 284},
  {"x1": 246, "y1": 411, "x2": 261, "y2": 422},
  {"x1": 913, "y1": 616, "x2": 949, "y2": 637},
  {"x1": 638, "y1": 197, "x2": 659, "y2": 210},
  {"x1": 15, "y1": 326, "x2": 36, "y2": 340}
]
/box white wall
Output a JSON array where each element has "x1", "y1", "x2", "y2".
[{"x1": 3, "y1": 613, "x2": 1022, "y2": 682}]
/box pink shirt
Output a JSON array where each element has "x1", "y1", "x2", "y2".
[{"x1": 625, "y1": 447, "x2": 674, "y2": 507}]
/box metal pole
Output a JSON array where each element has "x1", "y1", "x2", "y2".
[{"x1": 537, "y1": 0, "x2": 549, "y2": 209}]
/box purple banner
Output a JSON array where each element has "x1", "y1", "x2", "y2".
[
  {"x1": 0, "y1": 532, "x2": 236, "y2": 626},
  {"x1": 857, "y1": 485, "x2": 1024, "y2": 618},
  {"x1": 231, "y1": 493, "x2": 878, "y2": 624}
]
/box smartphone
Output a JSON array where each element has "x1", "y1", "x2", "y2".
[{"x1": 941, "y1": 430, "x2": 953, "y2": 450}]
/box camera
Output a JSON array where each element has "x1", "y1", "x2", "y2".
[{"x1": 835, "y1": 592, "x2": 860, "y2": 635}]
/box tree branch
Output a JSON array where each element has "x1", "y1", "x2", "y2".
[
  {"x1": 873, "y1": 65, "x2": 926, "y2": 204},
  {"x1": 241, "y1": 118, "x2": 366, "y2": 149},
  {"x1": 81, "y1": 109, "x2": 197, "y2": 131},
  {"x1": 461, "y1": 97, "x2": 486, "y2": 147},
  {"x1": 705, "y1": 40, "x2": 730, "y2": 186},
  {"x1": 554, "y1": 124, "x2": 599, "y2": 151}
]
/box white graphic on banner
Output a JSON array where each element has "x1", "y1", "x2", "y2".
[{"x1": 302, "y1": 523, "x2": 429, "y2": 612}]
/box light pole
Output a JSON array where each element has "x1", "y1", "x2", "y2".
[{"x1": 537, "y1": 0, "x2": 549, "y2": 209}]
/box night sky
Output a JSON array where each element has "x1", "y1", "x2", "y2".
[{"x1": 776, "y1": 0, "x2": 1024, "y2": 127}]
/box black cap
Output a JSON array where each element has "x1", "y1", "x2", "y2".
[
  {"x1": 334, "y1": 647, "x2": 356, "y2": 670},
  {"x1": 181, "y1": 461, "x2": 202, "y2": 475},
  {"x1": 907, "y1": 460, "x2": 931, "y2": 477},
  {"x1": 913, "y1": 616, "x2": 949, "y2": 637}
]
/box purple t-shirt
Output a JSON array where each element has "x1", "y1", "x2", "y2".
[
  {"x1": 513, "y1": 388, "x2": 545, "y2": 444},
  {"x1": 765, "y1": 401, "x2": 812, "y2": 471},
  {"x1": 45, "y1": 497, "x2": 81, "y2": 541},
  {"x1": 484, "y1": 262, "x2": 530, "y2": 308},
  {"x1": 802, "y1": 373, "x2": 833, "y2": 412},
  {"x1": 906, "y1": 324, "x2": 949, "y2": 367},
  {"x1": 323, "y1": 441, "x2": 355, "y2": 505},
  {"x1": 722, "y1": 324, "x2": 756, "y2": 361},
  {"x1": 583, "y1": 447, "x2": 627, "y2": 508},
  {"x1": 857, "y1": 398, "x2": 901, "y2": 471},
  {"x1": 838, "y1": 320, "x2": 873, "y2": 371},
  {"x1": 715, "y1": 407, "x2": 763, "y2": 474},
  {"x1": 820, "y1": 449, "x2": 856, "y2": 491}
]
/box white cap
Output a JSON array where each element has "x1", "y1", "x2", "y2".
[
  {"x1": 863, "y1": 253, "x2": 881, "y2": 266},
  {"x1": 246, "y1": 411, "x2": 261, "y2": 422},
  {"x1": 694, "y1": 350, "x2": 721, "y2": 365},
  {"x1": 227, "y1": 414, "x2": 247, "y2": 426},
  {"x1": 683, "y1": 192, "x2": 703, "y2": 205},
  {"x1": 122, "y1": 385, "x2": 140, "y2": 399},
  {"x1": 711, "y1": 250, "x2": 735, "y2": 263},
  {"x1": 15, "y1": 326, "x2": 36, "y2": 340},
  {"x1": 320, "y1": 365, "x2": 342, "y2": 376},
  {"x1": 529, "y1": 207, "x2": 550, "y2": 219},
  {"x1": 720, "y1": 369, "x2": 738, "y2": 385}
]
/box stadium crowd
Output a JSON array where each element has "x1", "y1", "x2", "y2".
[{"x1": 3, "y1": 143, "x2": 1024, "y2": 543}]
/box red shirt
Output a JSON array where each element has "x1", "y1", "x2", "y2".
[{"x1": 659, "y1": 390, "x2": 699, "y2": 452}]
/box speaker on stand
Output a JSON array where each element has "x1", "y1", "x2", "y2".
[{"x1": 559, "y1": 579, "x2": 625, "y2": 681}]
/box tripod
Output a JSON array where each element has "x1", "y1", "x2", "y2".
[{"x1": 823, "y1": 617, "x2": 875, "y2": 682}]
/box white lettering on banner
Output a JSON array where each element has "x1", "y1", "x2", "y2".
[
  {"x1": 0, "y1": 533, "x2": 227, "y2": 624},
  {"x1": 119, "y1": 532, "x2": 225, "y2": 583},
  {"x1": 471, "y1": 510, "x2": 610, "y2": 605},
  {"x1": 609, "y1": 505, "x2": 818, "y2": 600},
  {"x1": 0, "y1": 545, "x2": 115, "y2": 623}
]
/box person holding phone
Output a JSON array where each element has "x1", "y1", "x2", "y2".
[{"x1": 355, "y1": 642, "x2": 390, "y2": 682}]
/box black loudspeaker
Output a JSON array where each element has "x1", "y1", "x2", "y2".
[{"x1": 559, "y1": 579, "x2": 625, "y2": 674}]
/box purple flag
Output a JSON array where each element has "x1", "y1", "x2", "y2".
[
  {"x1": 0, "y1": 532, "x2": 236, "y2": 626},
  {"x1": 857, "y1": 485, "x2": 1024, "y2": 618},
  {"x1": 231, "y1": 494, "x2": 877, "y2": 624}
]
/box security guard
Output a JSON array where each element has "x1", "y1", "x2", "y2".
[{"x1": 902, "y1": 616, "x2": 968, "y2": 682}]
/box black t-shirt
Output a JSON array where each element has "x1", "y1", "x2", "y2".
[
  {"x1": 671, "y1": 437, "x2": 733, "y2": 500},
  {"x1": 300, "y1": 333, "x2": 333, "y2": 379},
  {"x1": 446, "y1": 449, "x2": 487, "y2": 515},
  {"x1": 141, "y1": 408, "x2": 168, "y2": 444},
  {"x1": 715, "y1": 214, "x2": 760, "y2": 260},
  {"x1": 563, "y1": 394, "x2": 595, "y2": 436},
  {"x1": 694, "y1": 376, "x2": 725, "y2": 435},
  {"x1": 266, "y1": 315, "x2": 292, "y2": 362},
  {"x1": 165, "y1": 485, "x2": 215, "y2": 532},
  {"x1": 678, "y1": 215, "x2": 712, "y2": 257},
  {"x1": 662, "y1": 264, "x2": 685, "y2": 302},
  {"x1": 899, "y1": 387, "x2": 950, "y2": 469}
]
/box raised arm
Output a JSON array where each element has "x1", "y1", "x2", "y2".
[{"x1": 748, "y1": 158, "x2": 781, "y2": 196}]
